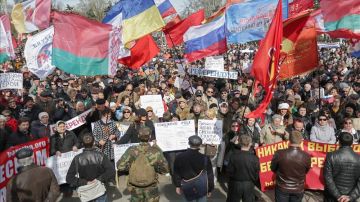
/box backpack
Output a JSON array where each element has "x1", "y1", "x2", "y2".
[{"x1": 128, "y1": 148, "x2": 156, "y2": 187}]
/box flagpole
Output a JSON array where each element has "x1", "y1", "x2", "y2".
[{"x1": 166, "y1": 33, "x2": 195, "y2": 95}]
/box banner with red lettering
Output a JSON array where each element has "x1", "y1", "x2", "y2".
[
  {"x1": 49, "y1": 109, "x2": 91, "y2": 134},
  {"x1": 0, "y1": 137, "x2": 50, "y2": 201},
  {"x1": 256, "y1": 141, "x2": 360, "y2": 191}
]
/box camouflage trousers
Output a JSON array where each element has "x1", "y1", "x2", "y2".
[{"x1": 130, "y1": 186, "x2": 160, "y2": 202}]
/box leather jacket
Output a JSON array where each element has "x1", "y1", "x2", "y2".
[
  {"x1": 271, "y1": 146, "x2": 311, "y2": 193},
  {"x1": 324, "y1": 146, "x2": 360, "y2": 201},
  {"x1": 66, "y1": 148, "x2": 115, "y2": 187}
]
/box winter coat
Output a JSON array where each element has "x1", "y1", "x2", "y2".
[
  {"x1": 50, "y1": 131, "x2": 80, "y2": 156},
  {"x1": 31, "y1": 120, "x2": 51, "y2": 139},
  {"x1": 310, "y1": 123, "x2": 336, "y2": 144},
  {"x1": 260, "y1": 124, "x2": 288, "y2": 145},
  {"x1": 93, "y1": 119, "x2": 122, "y2": 160}
]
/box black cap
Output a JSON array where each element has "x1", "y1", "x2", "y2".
[
  {"x1": 175, "y1": 92, "x2": 182, "y2": 99},
  {"x1": 195, "y1": 90, "x2": 203, "y2": 96},
  {"x1": 16, "y1": 148, "x2": 33, "y2": 159},
  {"x1": 136, "y1": 108, "x2": 147, "y2": 117},
  {"x1": 96, "y1": 99, "x2": 106, "y2": 105},
  {"x1": 40, "y1": 91, "x2": 52, "y2": 97},
  {"x1": 188, "y1": 135, "x2": 202, "y2": 147}
]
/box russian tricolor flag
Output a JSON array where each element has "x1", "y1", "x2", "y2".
[
  {"x1": 351, "y1": 40, "x2": 360, "y2": 58},
  {"x1": 184, "y1": 15, "x2": 227, "y2": 63},
  {"x1": 154, "y1": 0, "x2": 177, "y2": 18}
]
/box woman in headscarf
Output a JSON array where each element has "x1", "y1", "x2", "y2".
[{"x1": 50, "y1": 121, "x2": 79, "y2": 156}]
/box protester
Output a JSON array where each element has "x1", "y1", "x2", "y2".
[
  {"x1": 173, "y1": 135, "x2": 214, "y2": 202},
  {"x1": 66, "y1": 133, "x2": 115, "y2": 202},
  {"x1": 260, "y1": 114, "x2": 289, "y2": 145},
  {"x1": 336, "y1": 118, "x2": 359, "y2": 143},
  {"x1": 6, "y1": 117, "x2": 36, "y2": 148},
  {"x1": 310, "y1": 112, "x2": 337, "y2": 144},
  {"x1": 323, "y1": 132, "x2": 360, "y2": 202},
  {"x1": 50, "y1": 120, "x2": 79, "y2": 156},
  {"x1": 30, "y1": 111, "x2": 51, "y2": 139},
  {"x1": 226, "y1": 135, "x2": 260, "y2": 202},
  {"x1": 6, "y1": 148, "x2": 60, "y2": 201},
  {"x1": 271, "y1": 131, "x2": 311, "y2": 202},
  {"x1": 0, "y1": 115, "x2": 11, "y2": 152},
  {"x1": 117, "y1": 127, "x2": 169, "y2": 202}
]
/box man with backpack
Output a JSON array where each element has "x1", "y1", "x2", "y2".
[{"x1": 117, "y1": 127, "x2": 169, "y2": 202}]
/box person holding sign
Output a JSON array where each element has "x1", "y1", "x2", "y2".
[{"x1": 50, "y1": 121, "x2": 79, "y2": 156}]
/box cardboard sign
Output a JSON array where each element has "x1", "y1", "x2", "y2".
[
  {"x1": 198, "y1": 119, "x2": 223, "y2": 145},
  {"x1": 0, "y1": 73, "x2": 23, "y2": 90}
]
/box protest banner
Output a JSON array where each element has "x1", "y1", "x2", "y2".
[
  {"x1": 115, "y1": 122, "x2": 130, "y2": 138},
  {"x1": 0, "y1": 137, "x2": 50, "y2": 201},
  {"x1": 24, "y1": 26, "x2": 55, "y2": 80},
  {"x1": 46, "y1": 149, "x2": 83, "y2": 184},
  {"x1": 140, "y1": 95, "x2": 165, "y2": 117},
  {"x1": 113, "y1": 143, "x2": 138, "y2": 169},
  {"x1": 0, "y1": 73, "x2": 23, "y2": 90},
  {"x1": 49, "y1": 109, "x2": 92, "y2": 134},
  {"x1": 256, "y1": 140, "x2": 360, "y2": 191},
  {"x1": 190, "y1": 68, "x2": 238, "y2": 80},
  {"x1": 205, "y1": 56, "x2": 224, "y2": 71},
  {"x1": 198, "y1": 119, "x2": 223, "y2": 145},
  {"x1": 155, "y1": 120, "x2": 196, "y2": 152}
]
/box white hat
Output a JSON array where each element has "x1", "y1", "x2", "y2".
[
  {"x1": 109, "y1": 102, "x2": 116, "y2": 108},
  {"x1": 38, "y1": 112, "x2": 49, "y2": 119},
  {"x1": 278, "y1": 103, "x2": 290, "y2": 110}
]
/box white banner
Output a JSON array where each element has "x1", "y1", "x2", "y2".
[
  {"x1": 46, "y1": 149, "x2": 83, "y2": 184},
  {"x1": 0, "y1": 73, "x2": 23, "y2": 90},
  {"x1": 205, "y1": 56, "x2": 224, "y2": 71},
  {"x1": 155, "y1": 120, "x2": 196, "y2": 152},
  {"x1": 140, "y1": 95, "x2": 165, "y2": 117},
  {"x1": 24, "y1": 26, "x2": 55, "y2": 80},
  {"x1": 198, "y1": 119, "x2": 223, "y2": 145},
  {"x1": 190, "y1": 68, "x2": 238, "y2": 80},
  {"x1": 50, "y1": 109, "x2": 92, "y2": 134},
  {"x1": 113, "y1": 143, "x2": 138, "y2": 169}
]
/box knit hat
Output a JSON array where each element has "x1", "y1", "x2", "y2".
[
  {"x1": 38, "y1": 112, "x2": 49, "y2": 119},
  {"x1": 278, "y1": 103, "x2": 290, "y2": 110}
]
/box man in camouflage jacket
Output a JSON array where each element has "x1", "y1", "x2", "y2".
[{"x1": 117, "y1": 127, "x2": 169, "y2": 202}]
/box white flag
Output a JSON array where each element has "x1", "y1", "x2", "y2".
[{"x1": 24, "y1": 26, "x2": 55, "y2": 79}]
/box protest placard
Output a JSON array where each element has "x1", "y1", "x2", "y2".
[
  {"x1": 198, "y1": 119, "x2": 223, "y2": 145},
  {"x1": 0, "y1": 138, "x2": 49, "y2": 201},
  {"x1": 256, "y1": 141, "x2": 360, "y2": 191},
  {"x1": 115, "y1": 122, "x2": 130, "y2": 138},
  {"x1": 140, "y1": 95, "x2": 165, "y2": 117},
  {"x1": 50, "y1": 109, "x2": 91, "y2": 134},
  {"x1": 190, "y1": 68, "x2": 238, "y2": 80},
  {"x1": 46, "y1": 149, "x2": 83, "y2": 184},
  {"x1": 155, "y1": 120, "x2": 196, "y2": 152},
  {"x1": 0, "y1": 73, "x2": 23, "y2": 90},
  {"x1": 113, "y1": 143, "x2": 138, "y2": 169},
  {"x1": 205, "y1": 56, "x2": 224, "y2": 71}
]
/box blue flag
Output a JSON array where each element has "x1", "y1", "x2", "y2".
[{"x1": 226, "y1": 0, "x2": 288, "y2": 44}]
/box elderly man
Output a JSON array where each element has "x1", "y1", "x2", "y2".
[
  {"x1": 7, "y1": 148, "x2": 60, "y2": 201},
  {"x1": 260, "y1": 114, "x2": 289, "y2": 145},
  {"x1": 31, "y1": 112, "x2": 51, "y2": 139}
]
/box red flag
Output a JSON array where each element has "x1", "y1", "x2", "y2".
[
  {"x1": 165, "y1": 15, "x2": 181, "y2": 29},
  {"x1": 246, "y1": 0, "x2": 283, "y2": 118},
  {"x1": 280, "y1": 11, "x2": 318, "y2": 79},
  {"x1": 289, "y1": 0, "x2": 313, "y2": 17},
  {"x1": 119, "y1": 35, "x2": 159, "y2": 70},
  {"x1": 163, "y1": 9, "x2": 205, "y2": 48}
]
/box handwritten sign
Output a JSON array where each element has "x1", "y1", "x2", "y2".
[
  {"x1": 155, "y1": 120, "x2": 196, "y2": 151},
  {"x1": 113, "y1": 143, "x2": 138, "y2": 169},
  {"x1": 0, "y1": 73, "x2": 23, "y2": 90},
  {"x1": 205, "y1": 56, "x2": 224, "y2": 71},
  {"x1": 140, "y1": 95, "x2": 165, "y2": 117},
  {"x1": 198, "y1": 119, "x2": 223, "y2": 145}
]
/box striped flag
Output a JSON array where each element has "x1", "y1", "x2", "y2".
[{"x1": 154, "y1": 0, "x2": 177, "y2": 18}]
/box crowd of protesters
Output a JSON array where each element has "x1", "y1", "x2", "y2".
[{"x1": 1, "y1": 37, "x2": 360, "y2": 201}]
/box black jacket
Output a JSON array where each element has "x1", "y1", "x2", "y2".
[
  {"x1": 173, "y1": 149, "x2": 214, "y2": 192},
  {"x1": 239, "y1": 125, "x2": 261, "y2": 144},
  {"x1": 117, "y1": 120, "x2": 155, "y2": 144},
  {"x1": 30, "y1": 120, "x2": 51, "y2": 139},
  {"x1": 0, "y1": 127, "x2": 11, "y2": 152},
  {"x1": 324, "y1": 146, "x2": 360, "y2": 201},
  {"x1": 6, "y1": 130, "x2": 37, "y2": 149},
  {"x1": 227, "y1": 149, "x2": 259, "y2": 183},
  {"x1": 50, "y1": 131, "x2": 80, "y2": 156},
  {"x1": 66, "y1": 148, "x2": 115, "y2": 187}
]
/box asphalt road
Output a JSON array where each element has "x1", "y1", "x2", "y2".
[{"x1": 57, "y1": 175, "x2": 325, "y2": 202}]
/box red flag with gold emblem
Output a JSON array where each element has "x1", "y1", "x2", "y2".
[
  {"x1": 280, "y1": 11, "x2": 318, "y2": 79},
  {"x1": 246, "y1": 0, "x2": 283, "y2": 118}
]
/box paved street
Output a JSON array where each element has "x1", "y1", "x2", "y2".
[{"x1": 58, "y1": 175, "x2": 324, "y2": 202}]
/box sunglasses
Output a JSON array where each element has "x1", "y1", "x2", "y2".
[
  {"x1": 123, "y1": 111, "x2": 131, "y2": 114},
  {"x1": 147, "y1": 110, "x2": 153, "y2": 112},
  {"x1": 319, "y1": 118, "x2": 327, "y2": 121},
  {"x1": 207, "y1": 91, "x2": 214, "y2": 94}
]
